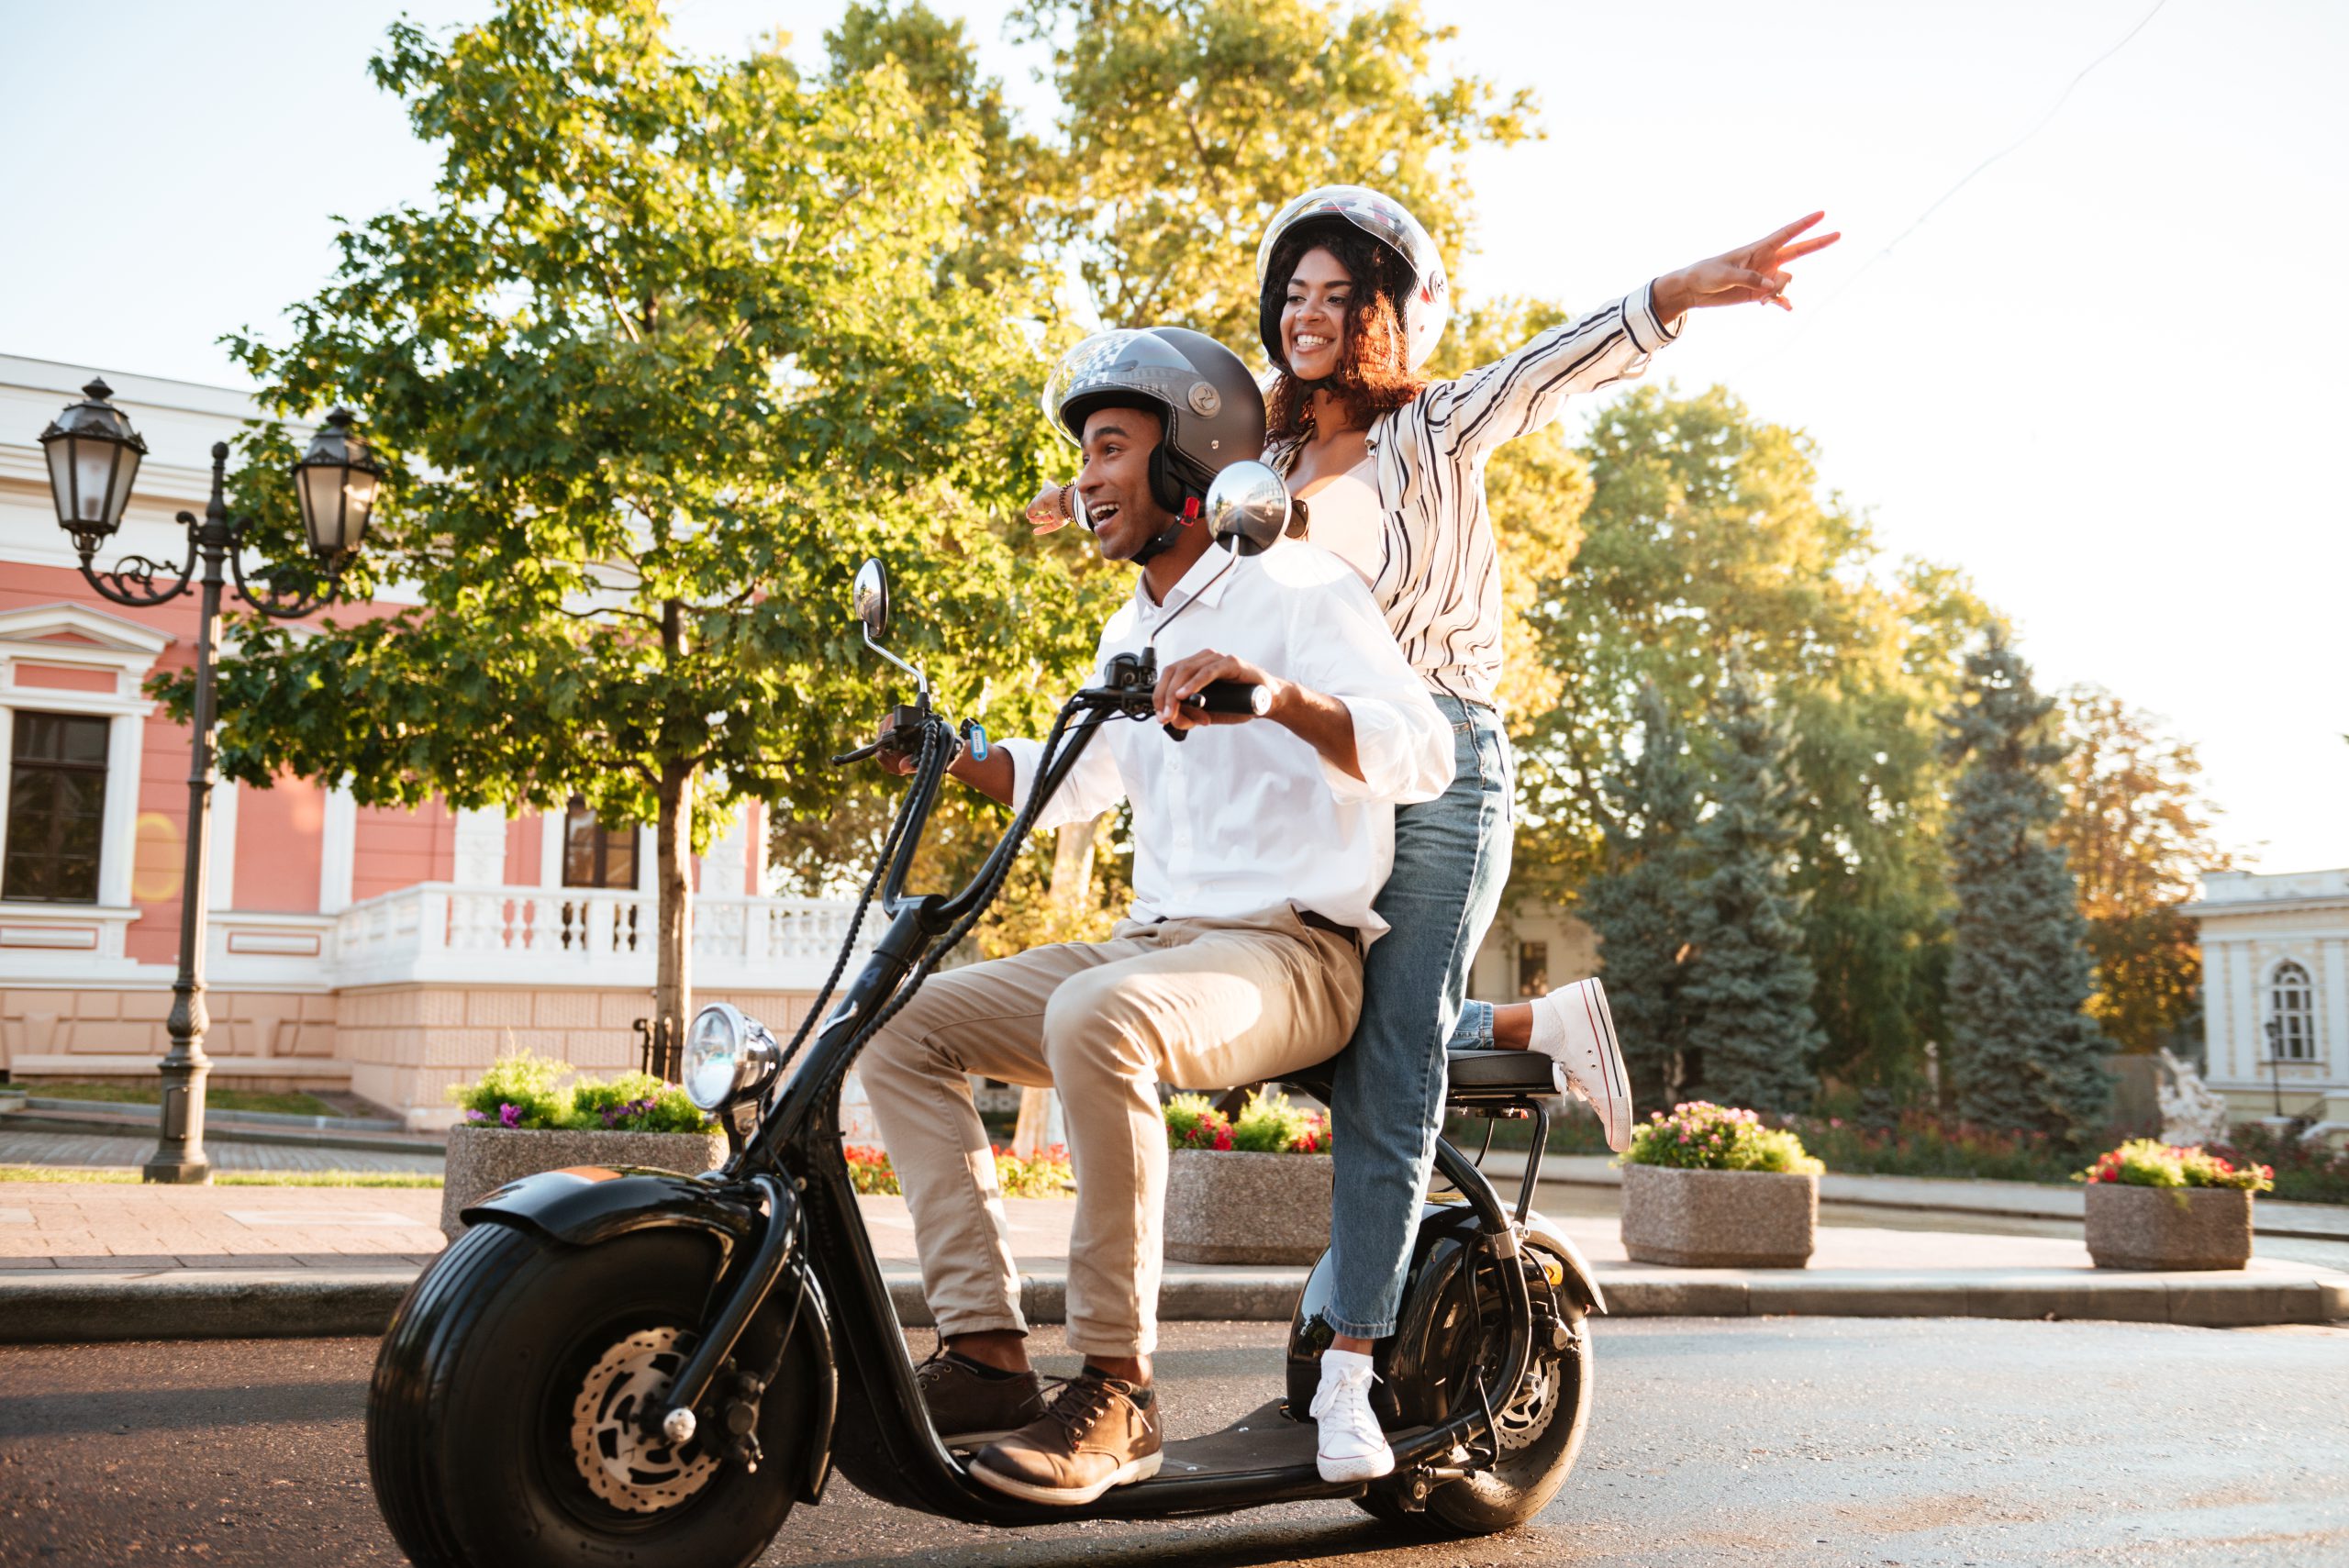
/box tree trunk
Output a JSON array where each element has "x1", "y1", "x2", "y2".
[
  {"x1": 653, "y1": 760, "x2": 696, "y2": 1076},
  {"x1": 1010, "y1": 817, "x2": 1097, "y2": 1161},
  {"x1": 646, "y1": 596, "x2": 696, "y2": 1079}
]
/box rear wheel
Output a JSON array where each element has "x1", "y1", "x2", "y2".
[
  {"x1": 1356, "y1": 1239, "x2": 1595, "y2": 1535},
  {"x1": 368, "y1": 1222, "x2": 808, "y2": 1568}
]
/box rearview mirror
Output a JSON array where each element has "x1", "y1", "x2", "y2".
[
  {"x1": 852, "y1": 558, "x2": 889, "y2": 640},
  {"x1": 1204, "y1": 462, "x2": 1289, "y2": 557}
]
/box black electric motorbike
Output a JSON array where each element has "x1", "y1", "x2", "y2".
[{"x1": 364, "y1": 462, "x2": 1607, "y2": 1566}]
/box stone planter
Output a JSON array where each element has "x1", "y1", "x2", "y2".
[
  {"x1": 1163, "y1": 1149, "x2": 1332, "y2": 1264},
  {"x1": 440, "y1": 1123, "x2": 729, "y2": 1241},
  {"x1": 2084, "y1": 1181, "x2": 2254, "y2": 1271},
  {"x1": 1620, "y1": 1162, "x2": 1818, "y2": 1269}
]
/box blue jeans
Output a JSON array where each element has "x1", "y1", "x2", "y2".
[{"x1": 1323, "y1": 695, "x2": 1512, "y2": 1339}]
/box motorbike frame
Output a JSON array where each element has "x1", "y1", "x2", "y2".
[{"x1": 466, "y1": 675, "x2": 1556, "y2": 1527}]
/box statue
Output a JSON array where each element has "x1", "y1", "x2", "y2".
[{"x1": 2155, "y1": 1048, "x2": 2232, "y2": 1147}]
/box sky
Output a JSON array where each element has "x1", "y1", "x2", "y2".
[{"x1": 3, "y1": 0, "x2": 2342, "y2": 873}]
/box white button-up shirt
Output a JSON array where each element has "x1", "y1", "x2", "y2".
[{"x1": 996, "y1": 541, "x2": 1452, "y2": 941}]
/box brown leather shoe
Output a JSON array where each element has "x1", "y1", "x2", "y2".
[
  {"x1": 968, "y1": 1367, "x2": 1163, "y2": 1505},
  {"x1": 916, "y1": 1350, "x2": 1046, "y2": 1447}
]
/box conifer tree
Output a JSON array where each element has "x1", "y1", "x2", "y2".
[
  {"x1": 1942, "y1": 631, "x2": 2110, "y2": 1140},
  {"x1": 1578, "y1": 682, "x2": 1702, "y2": 1107},
  {"x1": 1679, "y1": 663, "x2": 1826, "y2": 1114}
]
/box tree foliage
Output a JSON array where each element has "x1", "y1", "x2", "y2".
[
  {"x1": 1941, "y1": 632, "x2": 2110, "y2": 1141},
  {"x1": 1678, "y1": 662, "x2": 1826, "y2": 1114},
  {"x1": 1518, "y1": 386, "x2": 1997, "y2": 1094},
  {"x1": 172, "y1": 0, "x2": 1102, "y2": 1039},
  {"x1": 1576, "y1": 681, "x2": 1701, "y2": 1108},
  {"x1": 2053, "y1": 686, "x2": 2235, "y2": 1055},
  {"x1": 1008, "y1": 0, "x2": 1535, "y2": 347}
]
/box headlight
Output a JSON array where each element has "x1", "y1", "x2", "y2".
[{"x1": 684, "y1": 1003, "x2": 778, "y2": 1111}]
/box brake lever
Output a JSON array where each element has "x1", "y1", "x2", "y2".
[{"x1": 829, "y1": 741, "x2": 882, "y2": 767}]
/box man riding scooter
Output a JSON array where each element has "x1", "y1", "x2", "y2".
[{"x1": 859, "y1": 326, "x2": 1452, "y2": 1506}]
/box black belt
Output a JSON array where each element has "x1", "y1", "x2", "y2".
[{"x1": 1298, "y1": 908, "x2": 1362, "y2": 949}]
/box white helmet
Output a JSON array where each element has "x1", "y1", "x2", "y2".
[{"x1": 1255, "y1": 184, "x2": 1451, "y2": 373}]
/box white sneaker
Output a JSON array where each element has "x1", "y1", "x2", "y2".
[
  {"x1": 1527, "y1": 977, "x2": 1634, "y2": 1152},
  {"x1": 1310, "y1": 1348, "x2": 1394, "y2": 1483}
]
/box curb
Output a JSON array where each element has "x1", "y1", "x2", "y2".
[
  {"x1": 0, "y1": 1109, "x2": 444, "y2": 1157},
  {"x1": 4, "y1": 1261, "x2": 2340, "y2": 1345},
  {"x1": 1483, "y1": 1153, "x2": 2349, "y2": 1242}
]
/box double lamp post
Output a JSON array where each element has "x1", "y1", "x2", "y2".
[{"x1": 37, "y1": 380, "x2": 383, "y2": 1183}]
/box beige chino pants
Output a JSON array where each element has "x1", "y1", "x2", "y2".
[{"x1": 859, "y1": 904, "x2": 1363, "y2": 1357}]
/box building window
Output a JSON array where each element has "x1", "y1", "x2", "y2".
[
  {"x1": 3, "y1": 712, "x2": 111, "y2": 904},
  {"x1": 2268, "y1": 961, "x2": 2317, "y2": 1062},
  {"x1": 561, "y1": 797, "x2": 638, "y2": 890},
  {"x1": 1518, "y1": 940, "x2": 1550, "y2": 998}
]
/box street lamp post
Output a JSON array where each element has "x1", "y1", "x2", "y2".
[
  {"x1": 2261, "y1": 1017, "x2": 2286, "y2": 1118},
  {"x1": 38, "y1": 381, "x2": 380, "y2": 1183}
]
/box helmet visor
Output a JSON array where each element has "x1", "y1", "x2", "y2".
[
  {"x1": 1042, "y1": 328, "x2": 1200, "y2": 448},
  {"x1": 1254, "y1": 184, "x2": 1444, "y2": 297}
]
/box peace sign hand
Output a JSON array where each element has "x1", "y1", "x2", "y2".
[{"x1": 1653, "y1": 212, "x2": 1842, "y2": 318}]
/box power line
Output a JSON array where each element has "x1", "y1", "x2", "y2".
[{"x1": 1746, "y1": 0, "x2": 2173, "y2": 373}]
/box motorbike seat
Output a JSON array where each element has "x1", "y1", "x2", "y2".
[
  {"x1": 1442, "y1": 1047, "x2": 1565, "y2": 1105},
  {"x1": 1283, "y1": 1048, "x2": 1564, "y2": 1107}
]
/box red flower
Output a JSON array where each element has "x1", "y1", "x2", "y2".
[{"x1": 1212, "y1": 1126, "x2": 1234, "y2": 1151}]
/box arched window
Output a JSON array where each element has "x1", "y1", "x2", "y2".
[{"x1": 2267, "y1": 961, "x2": 2317, "y2": 1062}]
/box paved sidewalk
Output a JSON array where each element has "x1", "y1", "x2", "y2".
[{"x1": 1, "y1": 1180, "x2": 2343, "y2": 1341}]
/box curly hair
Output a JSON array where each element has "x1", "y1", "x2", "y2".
[{"x1": 1264, "y1": 219, "x2": 1429, "y2": 439}]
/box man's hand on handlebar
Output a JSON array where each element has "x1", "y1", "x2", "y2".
[
  {"x1": 870, "y1": 709, "x2": 1017, "y2": 805},
  {"x1": 1154, "y1": 650, "x2": 1284, "y2": 733},
  {"x1": 871, "y1": 711, "x2": 923, "y2": 777}
]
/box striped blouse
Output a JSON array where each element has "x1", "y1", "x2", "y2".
[{"x1": 1265, "y1": 283, "x2": 1681, "y2": 710}]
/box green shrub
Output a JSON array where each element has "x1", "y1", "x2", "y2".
[
  {"x1": 2077, "y1": 1138, "x2": 2273, "y2": 1193},
  {"x1": 1163, "y1": 1093, "x2": 1232, "y2": 1151},
  {"x1": 1778, "y1": 1106, "x2": 2076, "y2": 1184},
  {"x1": 447, "y1": 1051, "x2": 709, "y2": 1132},
  {"x1": 2212, "y1": 1122, "x2": 2349, "y2": 1205},
  {"x1": 1622, "y1": 1101, "x2": 1822, "y2": 1174},
  {"x1": 1163, "y1": 1089, "x2": 1329, "y2": 1154}
]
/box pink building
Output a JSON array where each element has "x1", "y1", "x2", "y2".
[{"x1": 0, "y1": 356, "x2": 850, "y2": 1128}]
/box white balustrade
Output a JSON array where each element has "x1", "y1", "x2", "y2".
[{"x1": 329, "y1": 883, "x2": 868, "y2": 990}]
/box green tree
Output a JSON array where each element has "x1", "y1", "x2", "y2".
[
  {"x1": 1941, "y1": 631, "x2": 2110, "y2": 1140},
  {"x1": 1518, "y1": 386, "x2": 1998, "y2": 1095},
  {"x1": 2052, "y1": 686, "x2": 2235, "y2": 1056},
  {"x1": 1577, "y1": 681, "x2": 1702, "y2": 1108},
  {"x1": 179, "y1": 0, "x2": 1097, "y2": 1051},
  {"x1": 1679, "y1": 662, "x2": 1825, "y2": 1114},
  {"x1": 1010, "y1": 0, "x2": 1535, "y2": 349}
]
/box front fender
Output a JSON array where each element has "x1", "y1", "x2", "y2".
[{"x1": 462, "y1": 1167, "x2": 761, "y2": 1265}]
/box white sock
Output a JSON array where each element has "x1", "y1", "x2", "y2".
[
  {"x1": 1525, "y1": 994, "x2": 1570, "y2": 1061},
  {"x1": 1319, "y1": 1346, "x2": 1375, "y2": 1385}
]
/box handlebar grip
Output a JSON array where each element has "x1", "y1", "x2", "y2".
[{"x1": 1185, "y1": 680, "x2": 1272, "y2": 717}]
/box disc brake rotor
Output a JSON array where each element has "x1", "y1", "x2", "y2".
[
  {"x1": 569, "y1": 1327, "x2": 721, "y2": 1513},
  {"x1": 1491, "y1": 1351, "x2": 1560, "y2": 1451}
]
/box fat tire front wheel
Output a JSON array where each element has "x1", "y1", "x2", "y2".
[{"x1": 367, "y1": 1221, "x2": 799, "y2": 1568}]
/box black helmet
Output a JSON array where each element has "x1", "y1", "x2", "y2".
[
  {"x1": 1044, "y1": 328, "x2": 1267, "y2": 532},
  {"x1": 1256, "y1": 184, "x2": 1451, "y2": 373}
]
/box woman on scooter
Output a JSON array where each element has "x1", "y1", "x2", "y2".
[{"x1": 1032, "y1": 188, "x2": 1838, "y2": 1483}]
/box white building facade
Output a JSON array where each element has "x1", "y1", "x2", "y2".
[{"x1": 2186, "y1": 868, "x2": 2349, "y2": 1129}]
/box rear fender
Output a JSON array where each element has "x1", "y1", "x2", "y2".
[{"x1": 1285, "y1": 1200, "x2": 1604, "y2": 1422}]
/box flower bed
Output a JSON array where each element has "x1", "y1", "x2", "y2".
[
  {"x1": 842, "y1": 1143, "x2": 1074, "y2": 1198},
  {"x1": 1163, "y1": 1089, "x2": 1333, "y2": 1264},
  {"x1": 2076, "y1": 1139, "x2": 2273, "y2": 1272},
  {"x1": 1619, "y1": 1103, "x2": 1822, "y2": 1269},
  {"x1": 438, "y1": 1052, "x2": 725, "y2": 1240}
]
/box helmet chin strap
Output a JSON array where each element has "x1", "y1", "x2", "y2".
[{"x1": 1129, "y1": 496, "x2": 1202, "y2": 565}]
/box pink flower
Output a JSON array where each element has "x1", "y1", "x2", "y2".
[{"x1": 497, "y1": 1102, "x2": 522, "y2": 1129}]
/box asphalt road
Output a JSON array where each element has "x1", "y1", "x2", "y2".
[{"x1": 2, "y1": 1318, "x2": 2343, "y2": 1568}]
